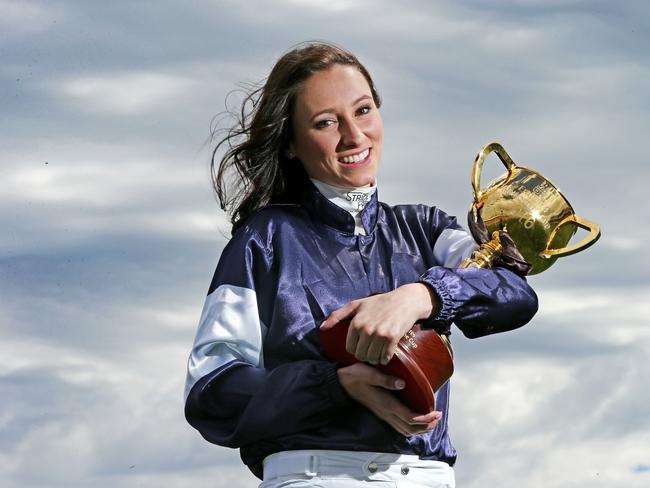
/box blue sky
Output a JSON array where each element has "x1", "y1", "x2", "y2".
[{"x1": 1, "y1": 1, "x2": 649, "y2": 487}]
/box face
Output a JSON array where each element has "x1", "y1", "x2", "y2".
[{"x1": 289, "y1": 64, "x2": 383, "y2": 189}]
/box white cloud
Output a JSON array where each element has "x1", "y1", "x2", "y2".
[
  {"x1": 54, "y1": 72, "x2": 196, "y2": 115},
  {"x1": 452, "y1": 347, "x2": 650, "y2": 487},
  {"x1": 600, "y1": 236, "x2": 643, "y2": 251},
  {"x1": 537, "y1": 287, "x2": 650, "y2": 347},
  {"x1": 1, "y1": 141, "x2": 227, "y2": 252},
  {"x1": 0, "y1": 0, "x2": 61, "y2": 39},
  {"x1": 0, "y1": 337, "x2": 239, "y2": 486},
  {"x1": 285, "y1": 0, "x2": 372, "y2": 12},
  {"x1": 479, "y1": 25, "x2": 545, "y2": 53}
]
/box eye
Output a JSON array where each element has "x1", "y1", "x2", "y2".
[
  {"x1": 356, "y1": 104, "x2": 372, "y2": 116},
  {"x1": 314, "y1": 118, "x2": 336, "y2": 130}
]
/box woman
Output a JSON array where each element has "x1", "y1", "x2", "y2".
[{"x1": 185, "y1": 42, "x2": 538, "y2": 487}]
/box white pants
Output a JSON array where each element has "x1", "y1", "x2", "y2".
[{"x1": 260, "y1": 450, "x2": 455, "y2": 488}]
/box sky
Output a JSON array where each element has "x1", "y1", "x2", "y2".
[{"x1": 1, "y1": 0, "x2": 649, "y2": 487}]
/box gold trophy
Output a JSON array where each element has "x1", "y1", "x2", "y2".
[
  {"x1": 321, "y1": 142, "x2": 601, "y2": 413},
  {"x1": 462, "y1": 142, "x2": 601, "y2": 273}
]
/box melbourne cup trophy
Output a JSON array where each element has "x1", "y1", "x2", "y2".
[{"x1": 319, "y1": 142, "x2": 602, "y2": 413}]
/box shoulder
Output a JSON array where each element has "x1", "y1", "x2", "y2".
[
  {"x1": 240, "y1": 203, "x2": 306, "y2": 233},
  {"x1": 383, "y1": 202, "x2": 435, "y2": 220},
  {"x1": 379, "y1": 201, "x2": 475, "y2": 266},
  {"x1": 379, "y1": 201, "x2": 461, "y2": 235},
  {"x1": 213, "y1": 205, "x2": 305, "y2": 285},
  {"x1": 228, "y1": 203, "x2": 308, "y2": 249}
]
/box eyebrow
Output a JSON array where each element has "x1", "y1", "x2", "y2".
[{"x1": 309, "y1": 95, "x2": 372, "y2": 121}]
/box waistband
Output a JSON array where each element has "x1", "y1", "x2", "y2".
[{"x1": 262, "y1": 449, "x2": 454, "y2": 483}]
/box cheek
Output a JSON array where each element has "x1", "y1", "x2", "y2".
[
  {"x1": 305, "y1": 133, "x2": 338, "y2": 158},
  {"x1": 366, "y1": 115, "x2": 384, "y2": 141}
]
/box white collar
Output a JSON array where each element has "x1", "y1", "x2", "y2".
[{"x1": 310, "y1": 179, "x2": 377, "y2": 215}]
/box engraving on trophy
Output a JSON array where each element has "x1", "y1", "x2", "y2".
[
  {"x1": 466, "y1": 142, "x2": 601, "y2": 275},
  {"x1": 399, "y1": 328, "x2": 419, "y2": 351}
]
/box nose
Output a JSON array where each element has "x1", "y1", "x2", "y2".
[{"x1": 338, "y1": 118, "x2": 364, "y2": 147}]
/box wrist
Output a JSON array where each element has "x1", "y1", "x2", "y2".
[{"x1": 405, "y1": 282, "x2": 439, "y2": 320}]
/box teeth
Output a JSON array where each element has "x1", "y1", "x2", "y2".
[{"x1": 339, "y1": 148, "x2": 369, "y2": 164}]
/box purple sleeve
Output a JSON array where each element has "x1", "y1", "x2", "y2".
[
  {"x1": 419, "y1": 266, "x2": 538, "y2": 338},
  {"x1": 184, "y1": 225, "x2": 351, "y2": 448},
  {"x1": 185, "y1": 359, "x2": 350, "y2": 447}
]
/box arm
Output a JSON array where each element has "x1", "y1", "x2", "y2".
[
  {"x1": 321, "y1": 207, "x2": 538, "y2": 362},
  {"x1": 418, "y1": 206, "x2": 538, "y2": 338},
  {"x1": 184, "y1": 226, "x2": 351, "y2": 447},
  {"x1": 418, "y1": 265, "x2": 538, "y2": 339},
  {"x1": 186, "y1": 358, "x2": 350, "y2": 447}
]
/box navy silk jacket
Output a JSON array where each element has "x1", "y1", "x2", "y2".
[{"x1": 184, "y1": 182, "x2": 538, "y2": 479}]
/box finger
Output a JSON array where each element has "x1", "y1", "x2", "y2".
[
  {"x1": 353, "y1": 332, "x2": 373, "y2": 362},
  {"x1": 385, "y1": 398, "x2": 424, "y2": 425},
  {"x1": 366, "y1": 368, "x2": 406, "y2": 390},
  {"x1": 387, "y1": 336, "x2": 401, "y2": 361},
  {"x1": 372, "y1": 409, "x2": 411, "y2": 437},
  {"x1": 411, "y1": 411, "x2": 442, "y2": 425},
  {"x1": 320, "y1": 302, "x2": 357, "y2": 329},
  {"x1": 391, "y1": 421, "x2": 412, "y2": 437},
  {"x1": 412, "y1": 416, "x2": 442, "y2": 434},
  {"x1": 388, "y1": 413, "x2": 430, "y2": 437},
  {"x1": 365, "y1": 337, "x2": 386, "y2": 365},
  {"x1": 424, "y1": 416, "x2": 442, "y2": 431},
  {"x1": 379, "y1": 342, "x2": 392, "y2": 366},
  {"x1": 396, "y1": 414, "x2": 440, "y2": 435},
  {"x1": 345, "y1": 325, "x2": 360, "y2": 357},
  {"x1": 382, "y1": 415, "x2": 410, "y2": 437}
]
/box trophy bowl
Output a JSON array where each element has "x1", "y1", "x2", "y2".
[{"x1": 470, "y1": 142, "x2": 601, "y2": 274}]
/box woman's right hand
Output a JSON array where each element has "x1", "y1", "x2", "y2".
[{"x1": 337, "y1": 363, "x2": 442, "y2": 437}]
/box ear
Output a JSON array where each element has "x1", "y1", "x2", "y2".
[{"x1": 285, "y1": 144, "x2": 296, "y2": 159}]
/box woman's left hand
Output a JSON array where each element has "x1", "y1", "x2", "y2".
[{"x1": 320, "y1": 283, "x2": 439, "y2": 366}]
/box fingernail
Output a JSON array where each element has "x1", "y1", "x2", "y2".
[{"x1": 395, "y1": 379, "x2": 406, "y2": 389}]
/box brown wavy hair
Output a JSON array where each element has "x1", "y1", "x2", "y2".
[{"x1": 211, "y1": 41, "x2": 382, "y2": 234}]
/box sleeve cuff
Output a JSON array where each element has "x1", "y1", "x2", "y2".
[
  {"x1": 323, "y1": 363, "x2": 352, "y2": 408},
  {"x1": 418, "y1": 273, "x2": 457, "y2": 328}
]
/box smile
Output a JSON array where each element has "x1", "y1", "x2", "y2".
[{"x1": 338, "y1": 148, "x2": 370, "y2": 164}]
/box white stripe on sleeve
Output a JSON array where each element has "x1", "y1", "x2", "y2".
[
  {"x1": 433, "y1": 228, "x2": 478, "y2": 268},
  {"x1": 184, "y1": 284, "x2": 267, "y2": 401}
]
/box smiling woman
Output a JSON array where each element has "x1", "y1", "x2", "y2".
[
  {"x1": 184, "y1": 41, "x2": 538, "y2": 488},
  {"x1": 288, "y1": 64, "x2": 383, "y2": 188},
  {"x1": 210, "y1": 42, "x2": 383, "y2": 233}
]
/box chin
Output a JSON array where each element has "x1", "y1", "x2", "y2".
[
  {"x1": 331, "y1": 176, "x2": 373, "y2": 189},
  {"x1": 318, "y1": 166, "x2": 378, "y2": 189},
  {"x1": 348, "y1": 173, "x2": 377, "y2": 188}
]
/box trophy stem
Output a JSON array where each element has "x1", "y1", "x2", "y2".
[{"x1": 460, "y1": 231, "x2": 503, "y2": 269}]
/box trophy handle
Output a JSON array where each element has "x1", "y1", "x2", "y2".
[
  {"x1": 540, "y1": 215, "x2": 602, "y2": 258},
  {"x1": 472, "y1": 142, "x2": 517, "y2": 204}
]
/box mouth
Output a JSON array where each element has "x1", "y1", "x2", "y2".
[{"x1": 338, "y1": 148, "x2": 371, "y2": 165}]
